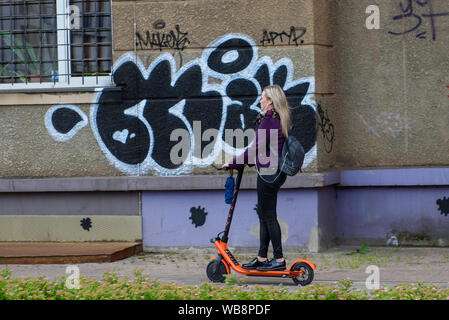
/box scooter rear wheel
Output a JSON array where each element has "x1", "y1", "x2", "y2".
[
  {"x1": 206, "y1": 259, "x2": 228, "y2": 283},
  {"x1": 291, "y1": 262, "x2": 314, "y2": 286}
]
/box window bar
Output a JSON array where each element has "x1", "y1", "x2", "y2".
[
  {"x1": 1, "y1": 0, "x2": 112, "y2": 87},
  {"x1": 39, "y1": 0, "x2": 42, "y2": 83},
  {"x1": 66, "y1": 0, "x2": 71, "y2": 84},
  {"x1": 49, "y1": 0, "x2": 56, "y2": 85},
  {"x1": 1, "y1": 3, "x2": 5, "y2": 83},
  {"x1": 57, "y1": 0, "x2": 69, "y2": 84},
  {"x1": 23, "y1": 0, "x2": 29, "y2": 84},
  {"x1": 95, "y1": 0, "x2": 99, "y2": 84},
  {"x1": 9, "y1": 0, "x2": 13, "y2": 83},
  {"x1": 81, "y1": 0, "x2": 85, "y2": 85},
  {"x1": 12, "y1": 1, "x2": 17, "y2": 84}
]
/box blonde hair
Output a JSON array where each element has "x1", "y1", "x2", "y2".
[{"x1": 263, "y1": 84, "x2": 291, "y2": 138}]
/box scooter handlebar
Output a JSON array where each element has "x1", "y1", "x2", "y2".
[
  {"x1": 212, "y1": 164, "x2": 231, "y2": 171},
  {"x1": 212, "y1": 164, "x2": 244, "y2": 173}
]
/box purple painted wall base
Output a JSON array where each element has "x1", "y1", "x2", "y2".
[
  {"x1": 336, "y1": 168, "x2": 449, "y2": 246},
  {"x1": 336, "y1": 187, "x2": 449, "y2": 245},
  {"x1": 142, "y1": 189, "x2": 322, "y2": 249},
  {"x1": 142, "y1": 168, "x2": 449, "y2": 251}
]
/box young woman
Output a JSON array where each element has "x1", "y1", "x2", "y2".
[{"x1": 222, "y1": 84, "x2": 291, "y2": 271}]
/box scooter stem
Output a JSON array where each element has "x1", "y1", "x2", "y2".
[{"x1": 221, "y1": 167, "x2": 244, "y2": 243}]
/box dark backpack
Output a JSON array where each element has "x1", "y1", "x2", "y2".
[{"x1": 278, "y1": 126, "x2": 305, "y2": 176}]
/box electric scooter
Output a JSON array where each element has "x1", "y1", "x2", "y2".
[{"x1": 206, "y1": 167, "x2": 316, "y2": 286}]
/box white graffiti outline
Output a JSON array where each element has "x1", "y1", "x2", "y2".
[
  {"x1": 48, "y1": 33, "x2": 317, "y2": 175},
  {"x1": 200, "y1": 33, "x2": 259, "y2": 80},
  {"x1": 200, "y1": 34, "x2": 317, "y2": 168},
  {"x1": 251, "y1": 55, "x2": 317, "y2": 168},
  {"x1": 219, "y1": 76, "x2": 262, "y2": 155},
  {"x1": 45, "y1": 105, "x2": 88, "y2": 142},
  {"x1": 90, "y1": 52, "x2": 227, "y2": 176}
]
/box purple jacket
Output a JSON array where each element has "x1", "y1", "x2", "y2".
[{"x1": 229, "y1": 110, "x2": 285, "y2": 171}]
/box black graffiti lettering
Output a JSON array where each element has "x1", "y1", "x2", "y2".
[
  {"x1": 136, "y1": 24, "x2": 190, "y2": 51},
  {"x1": 221, "y1": 78, "x2": 259, "y2": 145},
  {"x1": 316, "y1": 104, "x2": 335, "y2": 154},
  {"x1": 291, "y1": 27, "x2": 307, "y2": 45},
  {"x1": 260, "y1": 26, "x2": 307, "y2": 46},
  {"x1": 51, "y1": 108, "x2": 82, "y2": 134},
  {"x1": 80, "y1": 217, "x2": 92, "y2": 231},
  {"x1": 388, "y1": 0, "x2": 423, "y2": 36},
  {"x1": 437, "y1": 197, "x2": 449, "y2": 216},
  {"x1": 174, "y1": 25, "x2": 191, "y2": 50},
  {"x1": 153, "y1": 19, "x2": 166, "y2": 30},
  {"x1": 47, "y1": 35, "x2": 317, "y2": 175},
  {"x1": 189, "y1": 206, "x2": 208, "y2": 227},
  {"x1": 282, "y1": 82, "x2": 316, "y2": 153},
  {"x1": 207, "y1": 38, "x2": 254, "y2": 74},
  {"x1": 388, "y1": 0, "x2": 449, "y2": 40}
]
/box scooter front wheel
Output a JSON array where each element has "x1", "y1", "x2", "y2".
[
  {"x1": 206, "y1": 259, "x2": 229, "y2": 283},
  {"x1": 291, "y1": 262, "x2": 314, "y2": 286}
]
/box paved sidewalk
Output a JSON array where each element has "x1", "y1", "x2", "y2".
[{"x1": 2, "y1": 245, "x2": 449, "y2": 290}]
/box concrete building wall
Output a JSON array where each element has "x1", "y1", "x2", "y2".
[
  {"x1": 0, "y1": 0, "x2": 334, "y2": 246},
  {"x1": 1, "y1": 0, "x2": 449, "y2": 249},
  {"x1": 334, "y1": 0, "x2": 449, "y2": 168},
  {"x1": 0, "y1": 0, "x2": 335, "y2": 179}
]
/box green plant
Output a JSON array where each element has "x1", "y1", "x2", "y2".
[
  {"x1": 2, "y1": 268, "x2": 449, "y2": 300},
  {"x1": 224, "y1": 274, "x2": 239, "y2": 286},
  {"x1": 346, "y1": 243, "x2": 372, "y2": 255},
  {"x1": 0, "y1": 33, "x2": 38, "y2": 72},
  {"x1": 0, "y1": 32, "x2": 46, "y2": 81},
  {"x1": 0, "y1": 63, "x2": 9, "y2": 75},
  {"x1": 335, "y1": 254, "x2": 345, "y2": 269},
  {"x1": 337, "y1": 278, "x2": 353, "y2": 290},
  {"x1": 319, "y1": 253, "x2": 331, "y2": 270}
]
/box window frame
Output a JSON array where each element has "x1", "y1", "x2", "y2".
[{"x1": 0, "y1": 0, "x2": 113, "y2": 92}]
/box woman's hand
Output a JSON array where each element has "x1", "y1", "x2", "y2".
[{"x1": 222, "y1": 163, "x2": 230, "y2": 168}]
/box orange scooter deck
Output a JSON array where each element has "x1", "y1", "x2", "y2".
[{"x1": 213, "y1": 239, "x2": 316, "y2": 278}]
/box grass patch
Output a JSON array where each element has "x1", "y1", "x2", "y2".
[
  {"x1": 1, "y1": 267, "x2": 449, "y2": 300},
  {"x1": 317, "y1": 247, "x2": 393, "y2": 270}
]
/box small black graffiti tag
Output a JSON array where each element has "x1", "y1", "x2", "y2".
[
  {"x1": 153, "y1": 19, "x2": 166, "y2": 30},
  {"x1": 316, "y1": 104, "x2": 335, "y2": 153},
  {"x1": 436, "y1": 197, "x2": 449, "y2": 216},
  {"x1": 136, "y1": 23, "x2": 190, "y2": 51},
  {"x1": 189, "y1": 206, "x2": 208, "y2": 228},
  {"x1": 80, "y1": 217, "x2": 92, "y2": 231},
  {"x1": 388, "y1": 0, "x2": 449, "y2": 40},
  {"x1": 260, "y1": 26, "x2": 307, "y2": 46}
]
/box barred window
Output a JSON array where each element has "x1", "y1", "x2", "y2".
[{"x1": 0, "y1": 0, "x2": 112, "y2": 89}]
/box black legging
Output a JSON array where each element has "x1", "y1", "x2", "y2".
[{"x1": 256, "y1": 171, "x2": 287, "y2": 260}]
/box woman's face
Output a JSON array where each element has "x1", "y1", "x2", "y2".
[{"x1": 260, "y1": 91, "x2": 272, "y2": 112}]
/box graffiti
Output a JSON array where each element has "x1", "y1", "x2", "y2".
[
  {"x1": 374, "y1": 112, "x2": 416, "y2": 138},
  {"x1": 44, "y1": 105, "x2": 88, "y2": 142},
  {"x1": 45, "y1": 34, "x2": 317, "y2": 176},
  {"x1": 388, "y1": 0, "x2": 449, "y2": 40},
  {"x1": 436, "y1": 197, "x2": 449, "y2": 216},
  {"x1": 153, "y1": 19, "x2": 166, "y2": 30},
  {"x1": 316, "y1": 104, "x2": 335, "y2": 153},
  {"x1": 260, "y1": 26, "x2": 306, "y2": 46},
  {"x1": 446, "y1": 85, "x2": 449, "y2": 97},
  {"x1": 189, "y1": 206, "x2": 208, "y2": 227},
  {"x1": 80, "y1": 217, "x2": 92, "y2": 231},
  {"x1": 355, "y1": 111, "x2": 416, "y2": 139},
  {"x1": 136, "y1": 23, "x2": 190, "y2": 51}
]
